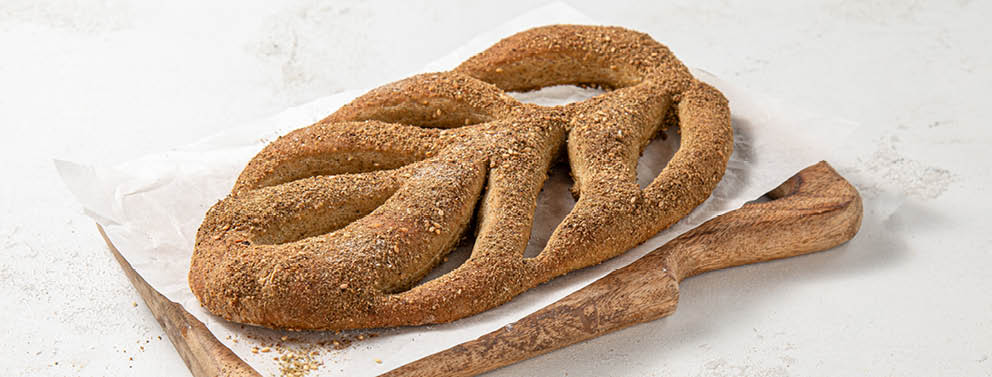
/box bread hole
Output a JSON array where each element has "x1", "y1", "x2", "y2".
[
  {"x1": 400, "y1": 209, "x2": 485, "y2": 292},
  {"x1": 637, "y1": 124, "x2": 681, "y2": 189},
  {"x1": 397, "y1": 173, "x2": 487, "y2": 291},
  {"x1": 508, "y1": 85, "x2": 605, "y2": 106},
  {"x1": 476, "y1": 53, "x2": 643, "y2": 92},
  {"x1": 413, "y1": 239, "x2": 475, "y2": 287},
  {"x1": 746, "y1": 194, "x2": 773, "y2": 204},
  {"x1": 522, "y1": 161, "x2": 577, "y2": 259}
]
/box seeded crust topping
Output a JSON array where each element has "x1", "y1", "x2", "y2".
[{"x1": 189, "y1": 25, "x2": 733, "y2": 330}]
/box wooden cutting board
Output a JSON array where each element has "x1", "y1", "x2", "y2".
[{"x1": 97, "y1": 161, "x2": 860, "y2": 377}]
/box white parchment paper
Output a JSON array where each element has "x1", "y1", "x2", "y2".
[{"x1": 56, "y1": 3, "x2": 857, "y2": 376}]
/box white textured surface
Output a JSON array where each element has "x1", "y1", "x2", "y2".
[{"x1": 2, "y1": 1, "x2": 990, "y2": 376}]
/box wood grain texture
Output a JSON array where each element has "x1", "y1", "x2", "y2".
[
  {"x1": 383, "y1": 161, "x2": 862, "y2": 377},
  {"x1": 97, "y1": 225, "x2": 261, "y2": 377}
]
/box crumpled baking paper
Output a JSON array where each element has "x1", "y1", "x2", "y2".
[{"x1": 56, "y1": 3, "x2": 858, "y2": 376}]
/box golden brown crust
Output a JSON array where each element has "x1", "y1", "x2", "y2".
[{"x1": 189, "y1": 25, "x2": 733, "y2": 330}]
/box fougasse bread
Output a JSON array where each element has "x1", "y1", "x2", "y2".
[{"x1": 189, "y1": 25, "x2": 733, "y2": 330}]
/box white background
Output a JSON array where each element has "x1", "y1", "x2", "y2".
[{"x1": 2, "y1": 1, "x2": 990, "y2": 376}]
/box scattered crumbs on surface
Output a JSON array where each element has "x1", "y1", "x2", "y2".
[
  {"x1": 276, "y1": 346, "x2": 324, "y2": 377},
  {"x1": 132, "y1": 302, "x2": 138, "y2": 307},
  {"x1": 374, "y1": 358, "x2": 382, "y2": 364},
  {"x1": 250, "y1": 335, "x2": 329, "y2": 377},
  {"x1": 236, "y1": 329, "x2": 385, "y2": 376}
]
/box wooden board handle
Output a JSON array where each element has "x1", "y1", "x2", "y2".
[
  {"x1": 97, "y1": 225, "x2": 262, "y2": 377},
  {"x1": 384, "y1": 161, "x2": 863, "y2": 377},
  {"x1": 663, "y1": 160, "x2": 863, "y2": 280}
]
